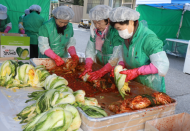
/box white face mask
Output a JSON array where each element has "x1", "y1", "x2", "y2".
[{"x1": 118, "y1": 28, "x2": 133, "y2": 39}]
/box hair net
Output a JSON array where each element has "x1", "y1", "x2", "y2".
[
  {"x1": 25, "y1": 9, "x2": 30, "y2": 15},
  {"x1": 29, "y1": 5, "x2": 41, "y2": 12},
  {"x1": 89, "y1": 5, "x2": 112, "y2": 21},
  {"x1": 0, "y1": 4, "x2": 7, "y2": 20},
  {"x1": 52, "y1": 6, "x2": 74, "y2": 20},
  {"x1": 109, "y1": 6, "x2": 140, "y2": 22}
]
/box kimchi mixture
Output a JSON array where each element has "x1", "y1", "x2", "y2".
[
  {"x1": 47, "y1": 62, "x2": 118, "y2": 97},
  {"x1": 46, "y1": 59, "x2": 174, "y2": 114},
  {"x1": 108, "y1": 92, "x2": 174, "y2": 114}
]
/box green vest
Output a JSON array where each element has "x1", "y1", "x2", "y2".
[
  {"x1": 38, "y1": 18, "x2": 74, "y2": 58},
  {"x1": 90, "y1": 26, "x2": 123, "y2": 65},
  {"x1": 123, "y1": 22, "x2": 166, "y2": 92},
  {"x1": 23, "y1": 11, "x2": 44, "y2": 45},
  {"x1": 0, "y1": 15, "x2": 11, "y2": 32}
]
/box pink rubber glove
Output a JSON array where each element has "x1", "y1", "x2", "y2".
[
  {"x1": 4, "y1": 26, "x2": 11, "y2": 33},
  {"x1": 20, "y1": 29, "x2": 25, "y2": 34},
  {"x1": 79, "y1": 58, "x2": 93, "y2": 78},
  {"x1": 68, "y1": 46, "x2": 79, "y2": 67},
  {"x1": 44, "y1": 48, "x2": 64, "y2": 66},
  {"x1": 120, "y1": 63, "x2": 158, "y2": 82},
  {"x1": 88, "y1": 63, "x2": 112, "y2": 81}
]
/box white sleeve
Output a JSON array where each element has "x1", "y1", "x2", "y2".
[
  {"x1": 85, "y1": 40, "x2": 96, "y2": 61},
  {"x1": 117, "y1": 47, "x2": 124, "y2": 65},
  {"x1": 150, "y1": 51, "x2": 169, "y2": 77},
  {"x1": 66, "y1": 37, "x2": 76, "y2": 50},
  {"x1": 6, "y1": 23, "x2": 12, "y2": 28},
  {"x1": 90, "y1": 21, "x2": 95, "y2": 38},
  {"x1": 38, "y1": 36, "x2": 50, "y2": 54},
  {"x1": 108, "y1": 45, "x2": 122, "y2": 66},
  {"x1": 19, "y1": 23, "x2": 24, "y2": 29}
]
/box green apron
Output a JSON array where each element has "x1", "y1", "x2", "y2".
[
  {"x1": 23, "y1": 11, "x2": 44, "y2": 45},
  {"x1": 0, "y1": 16, "x2": 11, "y2": 32},
  {"x1": 123, "y1": 22, "x2": 166, "y2": 93},
  {"x1": 39, "y1": 18, "x2": 73, "y2": 58},
  {"x1": 92, "y1": 26, "x2": 123, "y2": 66}
]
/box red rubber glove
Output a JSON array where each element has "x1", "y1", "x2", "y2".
[
  {"x1": 88, "y1": 63, "x2": 112, "y2": 81},
  {"x1": 110, "y1": 66, "x2": 115, "y2": 78},
  {"x1": 79, "y1": 58, "x2": 93, "y2": 78},
  {"x1": 68, "y1": 46, "x2": 79, "y2": 66},
  {"x1": 110, "y1": 61, "x2": 126, "y2": 78},
  {"x1": 120, "y1": 63, "x2": 158, "y2": 82},
  {"x1": 120, "y1": 68, "x2": 139, "y2": 82},
  {"x1": 44, "y1": 48, "x2": 64, "y2": 66}
]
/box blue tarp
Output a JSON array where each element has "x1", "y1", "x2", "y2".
[{"x1": 147, "y1": 0, "x2": 190, "y2": 10}]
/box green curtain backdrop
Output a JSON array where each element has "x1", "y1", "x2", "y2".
[
  {"x1": 136, "y1": 5, "x2": 190, "y2": 56},
  {"x1": 136, "y1": 5, "x2": 182, "y2": 41},
  {"x1": 0, "y1": 0, "x2": 50, "y2": 33}
]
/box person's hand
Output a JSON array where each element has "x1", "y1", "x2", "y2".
[
  {"x1": 88, "y1": 63, "x2": 112, "y2": 81},
  {"x1": 20, "y1": 29, "x2": 25, "y2": 34},
  {"x1": 88, "y1": 70, "x2": 102, "y2": 81},
  {"x1": 4, "y1": 26, "x2": 11, "y2": 33},
  {"x1": 71, "y1": 55, "x2": 79, "y2": 67},
  {"x1": 119, "y1": 68, "x2": 139, "y2": 82},
  {"x1": 79, "y1": 64, "x2": 92, "y2": 78},
  {"x1": 44, "y1": 48, "x2": 64, "y2": 66},
  {"x1": 54, "y1": 55, "x2": 64, "y2": 66}
]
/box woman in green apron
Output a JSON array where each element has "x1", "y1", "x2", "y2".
[
  {"x1": 109, "y1": 7, "x2": 169, "y2": 93},
  {"x1": 38, "y1": 6, "x2": 79, "y2": 67},
  {"x1": 0, "y1": 4, "x2": 12, "y2": 33},
  {"x1": 23, "y1": 5, "x2": 44, "y2": 58},
  {"x1": 79, "y1": 5, "x2": 124, "y2": 81},
  {"x1": 18, "y1": 9, "x2": 30, "y2": 34}
]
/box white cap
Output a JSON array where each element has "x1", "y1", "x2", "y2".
[
  {"x1": 52, "y1": 6, "x2": 74, "y2": 20},
  {"x1": 109, "y1": 6, "x2": 140, "y2": 22},
  {"x1": 29, "y1": 5, "x2": 41, "y2": 13},
  {"x1": 25, "y1": 9, "x2": 30, "y2": 15},
  {"x1": 0, "y1": 4, "x2": 7, "y2": 20},
  {"x1": 89, "y1": 5, "x2": 112, "y2": 21}
]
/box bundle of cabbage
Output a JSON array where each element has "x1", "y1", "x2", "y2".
[
  {"x1": 16, "y1": 103, "x2": 37, "y2": 124},
  {"x1": 0, "y1": 60, "x2": 18, "y2": 87},
  {"x1": 36, "y1": 89, "x2": 76, "y2": 114},
  {"x1": 35, "y1": 65, "x2": 50, "y2": 82},
  {"x1": 25, "y1": 85, "x2": 72, "y2": 103},
  {"x1": 13, "y1": 64, "x2": 49, "y2": 88},
  {"x1": 23, "y1": 106, "x2": 81, "y2": 131},
  {"x1": 54, "y1": 104, "x2": 82, "y2": 131},
  {"x1": 73, "y1": 90, "x2": 100, "y2": 107},
  {"x1": 73, "y1": 90, "x2": 107, "y2": 118},
  {"x1": 80, "y1": 105, "x2": 107, "y2": 118},
  {"x1": 0, "y1": 60, "x2": 18, "y2": 77},
  {"x1": 17, "y1": 86, "x2": 75, "y2": 124},
  {"x1": 114, "y1": 65, "x2": 130, "y2": 99},
  {"x1": 44, "y1": 74, "x2": 68, "y2": 90}
]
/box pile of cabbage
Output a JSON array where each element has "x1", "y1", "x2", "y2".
[
  {"x1": 0, "y1": 60, "x2": 50, "y2": 89},
  {"x1": 16, "y1": 74, "x2": 107, "y2": 130},
  {"x1": 0, "y1": 60, "x2": 108, "y2": 130}
]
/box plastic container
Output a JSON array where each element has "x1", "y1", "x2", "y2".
[
  {"x1": 31, "y1": 58, "x2": 177, "y2": 131},
  {"x1": 145, "y1": 113, "x2": 190, "y2": 131}
]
